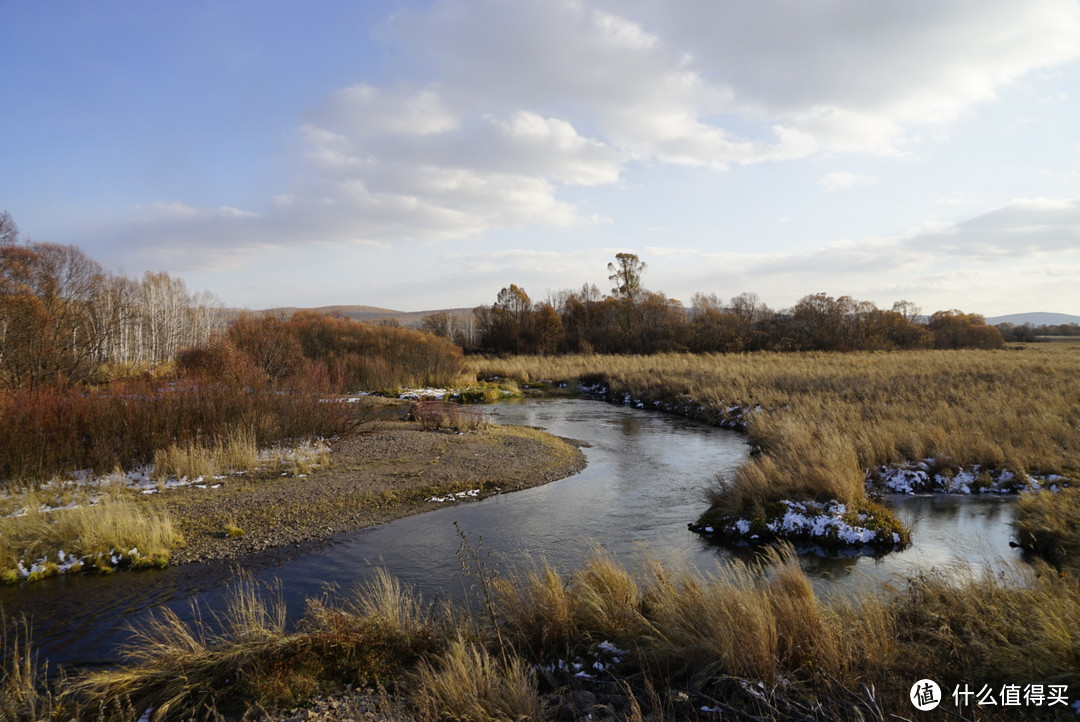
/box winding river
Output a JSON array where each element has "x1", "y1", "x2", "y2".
[{"x1": 0, "y1": 398, "x2": 1027, "y2": 669}]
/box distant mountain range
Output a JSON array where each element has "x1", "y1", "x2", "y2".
[
  {"x1": 229, "y1": 305, "x2": 1080, "y2": 329},
  {"x1": 227, "y1": 304, "x2": 474, "y2": 327},
  {"x1": 985, "y1": 312, "x2": 1080, "y2": 326}
]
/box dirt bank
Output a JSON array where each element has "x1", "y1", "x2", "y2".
[{"x1": 160, "y1": 420, "x2": 587, "y2": 565}]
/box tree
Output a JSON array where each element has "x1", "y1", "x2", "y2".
[
  {"x1": 892, "y1": 300, "x2": 921, "y2": 324},
  {"x1": 0, "y1": 241, "x2": 107, "y2": 388},
  {"x1": 928, "y1": 310, "x2": 1004, "y2": 350},
  {"x1": 0, "y1": 211, "x2": 18, "y2": 246},
  {"x1": 421, "y1": 310, "x2": 455, "y2": 340},
  {"x1": 476, "y1": 284, "x2": 536, "y2": 353},
  {"x1": 607, "y1": 252, "x2": 646, "y2": 301},
  {"x1": 791, "y1": 293, "x2": 857, "y2": 351}
]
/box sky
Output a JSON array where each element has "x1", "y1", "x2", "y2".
[{"x1": 2, "y1": 0, "x2": 1079, "y2": 317}]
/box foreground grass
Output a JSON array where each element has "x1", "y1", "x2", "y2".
[
  {"x1": 8, "y1": 549, "x2": 1078, "y2": 720},
  {"x1": 470, "y1": 345, "x2": 1080, "y2": 542}
]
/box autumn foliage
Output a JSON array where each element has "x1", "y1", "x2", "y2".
[
  {"x1": 218, "y1": 310, "x2": 466, "y2": 391},
  {"x1": 464, "y1": 254, "x2": 1003, "y2": 355}
]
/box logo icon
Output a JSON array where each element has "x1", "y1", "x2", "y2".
[{"x1": 910, "y1": 679, "x2": 941, "y2": 711}]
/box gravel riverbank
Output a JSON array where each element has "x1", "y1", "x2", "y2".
[{"x1": 161, "y1": 420, "x2": 587, "y2": 566}]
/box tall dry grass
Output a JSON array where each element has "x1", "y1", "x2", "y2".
[
  {"x1": 413, "y1": 636, "x2": 544, "y2": 722},
  {"x1": 42, "y1": 549, "x2": 1080, "y2": 718},
  {"x1": 0, "y1": 494, "x2": 182, "y2": 581},
  {"x1": 895, "y1": 564, "x2": 1080, "y2": 693},
  {"x1": 1, "y1": 615, "x2": 61, "y2": 721},
  {"x1": 151, "y1": 426, "x2": 259, "y2": 482},
  {"x1": 1015, "y1": 487, "x2": 1080, "y2": 574},
  {"x1": 72, "y1": 571, "x2": 445, "y2": 718},
  {"x1": 495, "y1": 548, "x2": 895, "y2": 691},
  {"x1": 470, "y1": 346, "x2": 1080, "y2": 516}
]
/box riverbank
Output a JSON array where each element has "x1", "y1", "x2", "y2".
[
  {"x1": 162, "y1": 418, "x2": 587, "y2": 566},
  {"x1": 470, "y1": 347, "x2": 1080, "y2": 557}
]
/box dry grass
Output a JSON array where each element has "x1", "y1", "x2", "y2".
[
  {"x1": 151, "y1": 427, "x2": 259, "y2": 482},
  {"x1": 413, "y1": 636, "x2": 544, "y2": 722},
  {"x1": 152, "y1": 428, "x2": 333, "y2": 482},
  {"x1": 1, "y1": 615, "x2": 61, "y2": 721},
  {"x1": 470, "y1": 346, "x2": 1080, "y2": 519},
  {"x1": 0, "y1": 494, "x2": 182, "y2": 582},
  {"x1": 72, "y1": 571, "x2": 444, "y2": 718},
  {"x1": 410, "y1": 400, "x2": 489, "y2": 431},
  {"x1": 895, "y1": 564, "x2": 1080, "y2": 694},
  {"x1": 26, "y1": 549, "x2": 1080, "y2": 719},
  {"x1": 494, "y1": 550, "x2": 1077, "y2": 714},
  {"x1": 494, "y1": 548, "x2": 895, "y2": 691},
  {"x1": 1015, "y1": 487, "x2": 1080, "y2": 574}
]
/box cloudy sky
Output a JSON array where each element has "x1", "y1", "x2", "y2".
[{"x1": 2, "y1": 0, "x2": 1079, "y2": 316}]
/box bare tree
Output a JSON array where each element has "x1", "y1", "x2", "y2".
[{"x1": 0, "y1": 211, "x2": 18, "y2": 246}]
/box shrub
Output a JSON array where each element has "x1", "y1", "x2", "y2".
[{"x1": 0, "y1": 381, "x2": 356, "y2": 489}]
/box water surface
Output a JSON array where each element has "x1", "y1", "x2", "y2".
[{"x1": 0, "y1": 398, "x2": 1026, "y2": 669}]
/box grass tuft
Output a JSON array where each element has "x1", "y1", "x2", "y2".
[{"x1": 413, "y1": 636, "x2": 544, "y2": 722}]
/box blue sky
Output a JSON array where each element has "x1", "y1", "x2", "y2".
[{"x1": 3, "y1": 0, "x2": 1079, "y2": 316}]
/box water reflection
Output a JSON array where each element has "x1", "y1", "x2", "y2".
[{"x1": 0, "y1": 398, "x2": 1028, "y2": 669}]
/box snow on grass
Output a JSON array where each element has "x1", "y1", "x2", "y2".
[
  {"x1": 578, "y1": 382, "x2": 767, "y2": 431},
  {"x1": 375, "y1": 384, "x2": 522, "y2": 402},
  {"x1": 868, "y1": 459, "x2": 1073, "y2": 495},
  {"x1": 693, "y1": 499, "x2": 901, "y2": 549}
]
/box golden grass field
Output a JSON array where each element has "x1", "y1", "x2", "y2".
[
  {"x1": 5, "y1": 344, "x2": 1080, "y2": 719},
  {"x1": 470, "y1": 344, "x2": 1080, "y2": 522}
]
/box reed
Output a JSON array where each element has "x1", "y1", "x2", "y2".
[
  {"x1": 55, "y1": 549, "x2": 1080, "y2": 719},
  {"x1": 1015, "y1": 487, "x2": 1080, "y2": 574},
  {"x1": 469, "y1": 346, "x2": 1080, "y2": 522}
]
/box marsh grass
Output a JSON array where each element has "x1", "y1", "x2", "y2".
[
  {"x1": 470, "y1": 347, "x2": 1080, "y2": 532},
  {"x1": 0, "y1": 494, "x2": 181, "y2": 582},
  {"x1": 1015, "y1": 487, "x2": 1080, "y2": 573}
]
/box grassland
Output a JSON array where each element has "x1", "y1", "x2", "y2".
[{"x1": 469, "y1": 344, "x2": 1080, "y2": 546}]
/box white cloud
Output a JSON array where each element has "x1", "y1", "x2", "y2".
[
  {"x1": 87, "y1": 0, "x2": 1080, "y2": 289},
  {"x1": 319, "y1": 84, "x2": 459, "y2": 137},
  {"x1": 935, "y1": 193, "x2": 980, "y2": 207},
  {"x1": 819, "y1": 172, "x2": 879, "y2": 192}
]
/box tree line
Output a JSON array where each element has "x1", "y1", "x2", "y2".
[
  {"x1": 440, "y1": 252, "x2": 1006, "y2": 355},
  {"x1": 0, "y1": 212, "x2": 223, "y2": 389}
]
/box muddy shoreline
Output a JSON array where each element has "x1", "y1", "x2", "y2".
[{"x1": 157, "y1": 419, "x2": 588, "y2": 566}]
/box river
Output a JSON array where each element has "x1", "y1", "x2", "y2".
[{"x1": 0, "y1": 398, "x2": 1027, "y2": 669}]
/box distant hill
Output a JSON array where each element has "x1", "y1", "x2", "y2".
[
  {"x1": 225, "y1": 305, "x2": 475, "y2": 327},
  {"x1": 986, "y1": 312, "x2": 1080, "y2": 326}
]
